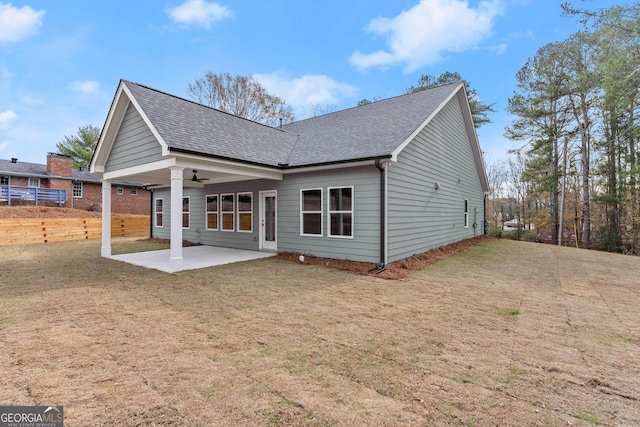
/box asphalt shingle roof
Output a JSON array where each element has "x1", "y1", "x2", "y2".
[
  {"x1": 125, "y1": 81, "x2": 298, "y2": 166},
  {"x1": 0, "y1": 158, "x2": 109, "y2": 184},
  {"x1": 0, "y1": 159, "x2": 50, "y2": 178},
  {"x1": 123, "y1": 80, "x2": 461, "y2": 168},
  {"x1": 282, "y1": 83, "x2": 459, "y2": 166}
]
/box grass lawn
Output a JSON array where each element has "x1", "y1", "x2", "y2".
[{"x1": 0, "y1": 238, "x2": 639, "y2": 426}]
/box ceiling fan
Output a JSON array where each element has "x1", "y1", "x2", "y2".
[{"x1": 191, "y1": 170, "x2": 209, "y2": 183}]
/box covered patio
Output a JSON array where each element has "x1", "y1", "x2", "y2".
[
  {"x1": 90, "y1": 80, "x2": 285, "y2": 272},
  {"x1": 109, "y1": 245, "x2": 275, "y2": 273}
]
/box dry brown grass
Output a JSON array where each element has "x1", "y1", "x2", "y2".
[{"x1": 1, "y1": 239, "x2": 639, "y2": 426}]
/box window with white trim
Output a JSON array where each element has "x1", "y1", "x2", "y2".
[
  {"x1": 237, "y1": 192, "x2": 253, "y2": 232},
  {"x1": 73, "y1": 182, "x2": 83, "y2": 198},
  {"x1": 206, "y1": 194, "x2": 218, "y2": 230},
  {"x1": 182, "y1": 197, "x2": 190, "y2": 229},
  {"x1": 221, "y1": 193, "x2": 235, "y2": 231},
  {"x1": 28, "y1": 178, "x2": 40, "y2": 188},
  {"x1": 0, "y1": 176, "x2": 9, "y2": 185},
  {"x1": 328, "y1": 186, "x2": 353, "y2": 238},
  {"x1": 155, "y1": 198, "x2": 163, "y2": 227},
  {"x1": 116, "y1": 186, "x2": 124, "y2": 195},
  {"x1": 130, "y1": 187, "x2": 138, "y2": 195},
  {"x1": 301, "y1": 189, "x2": 322, "y2": 236},
  {"x1": 464, "y1": 199, "x2": 469, "y2": 228}
]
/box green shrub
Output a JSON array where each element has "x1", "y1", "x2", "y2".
[{"x1": 595, "y1": 226, "x2": 621, "y2": 252}]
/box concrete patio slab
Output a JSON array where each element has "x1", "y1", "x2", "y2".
[{"x1": 109, "y1": 245, "x2": 275, "y2": 273}]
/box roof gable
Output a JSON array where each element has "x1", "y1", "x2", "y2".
[
  {"x1": 91, "y1": 81, "x2": 169, "y2": 173},
  {"x1": 281, "y1": 83, "x2": 461, "y2": 167}
]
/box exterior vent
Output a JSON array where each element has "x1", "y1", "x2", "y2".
[{"x1": 11, "y1": 157, "x2": 17, "y2": 163}]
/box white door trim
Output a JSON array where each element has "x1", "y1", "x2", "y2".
[{"x1": 259, "y1": 190, "x2": 277, "y2": 251}]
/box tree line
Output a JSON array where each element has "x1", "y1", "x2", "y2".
[{"x1": 495, "y1": 2, "x2": 640, "y2": 253}]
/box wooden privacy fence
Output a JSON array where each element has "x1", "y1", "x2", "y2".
[{"x1": 0, "y1": 217, "x2": 150, "y2": 246}]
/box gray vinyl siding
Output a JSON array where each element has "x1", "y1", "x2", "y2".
[
  {"x1": 152, "y1": 165, "x2": 382, "y2": 262},
  {"x1": 387, "y1": 95, "x2": 485, "y2": 262},
  {"x1": 152, "y1": 180, "x2": 276, "y2": 250},
  {"x1": 105, "y1": 104, "x2": 163, "y2": 172},
  {"x1": 150, "y1": 92, "x2": 486, "y2": 265},
  {"x1": 276, "y1": 166, "x2": 380, "y2": 263}
]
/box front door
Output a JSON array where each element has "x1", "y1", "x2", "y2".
[{"x1": 259, "y1": 191, "x2": 277, "y2": 251}]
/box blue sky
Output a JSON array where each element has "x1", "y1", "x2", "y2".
[{"x1": 0, "y1": 0, "x2": 624, "y2": 165}]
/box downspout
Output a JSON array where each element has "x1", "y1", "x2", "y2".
[
  {"x1": 374, "y1": 159, "x2": 387, "y2": 271},
  {"x1": 484, "y1": 194, "x2": 488, "y2": 235}
]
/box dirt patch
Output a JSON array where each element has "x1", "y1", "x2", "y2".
[
  {"x1": 0, "y1": 206, "x2": 146, "y2": 219},
  {"x1": 278, "y1": 235, "x2": 493, "y2": 279}
]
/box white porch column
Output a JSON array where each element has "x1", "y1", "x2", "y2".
[
  {"x1": 169, "y1": 167, "x2": 184, "y2": 267},
  {"x1": 101, "y1": 180, "x2": 112, "y2": 257}
]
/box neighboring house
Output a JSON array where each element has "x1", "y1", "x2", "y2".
[
  {"x1": 503, "y1": 219, "x2": 535, "y2": 231},
  {"x1": 0, "y1": 153, "x2": 150, "y2": 215},
  {"x1": 91, "y1": 80, "x2": 489, "y2": 269}
]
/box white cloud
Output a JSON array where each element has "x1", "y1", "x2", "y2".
[
  {"x1": 167, "y1": 0, "x2": 232, "y2": 29},
  {"x1": 0, "y1": 66, "x2": 14, "y2": 79},
  {"x1": 69, "y1": 80, "x2": 99, "y2": 94},
  {"x1": 0, "y1": 3, "x2": 45, "y2": 42},
  {"x1": 0, "y1": 109, "x2": 18, "y2": 128},
  {"x1": 489, "y1": 42, "x2": 507, "y2": 55},
  {"x1": 349, "y1": 0, "x2": 504, "y2": 72},
  {"x1": 253, "y1": 72, "x2": 357, "y2": 111},
  {"x1": 21, "y1": 95, "x2": 43, "y2": 105}
]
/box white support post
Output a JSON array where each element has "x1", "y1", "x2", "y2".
[
  {"x1": 101, "y1": 180, "x2": 112, "y2": 257},
  {"x1": 169, "y1": 167, "x2": 184, "y2": 268}
]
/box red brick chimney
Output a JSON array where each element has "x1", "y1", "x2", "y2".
[{"x1": 47, "y1": 153, "x2": 72, "y2": 177}]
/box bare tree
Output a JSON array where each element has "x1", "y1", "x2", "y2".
[
  {"x1": 485, "y1": 157, "x2": 507, "y2": 234},
  {"x1": 301, "y1": 102, "x2": 336, "y2": 119},
  {"x1": 187, "y1": 72, "x2": 294, "y2": 127}
]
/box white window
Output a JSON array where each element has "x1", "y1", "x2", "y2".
[
  {"x1": 328, "y1": 187, "x2": 353, "y2": 238},
  {"x1": 116, "y1": 186, "x2": 124, "y2": 195},
  {"x1": 130, "y1": 187, "x2": 138, "y2": 195},
  {"x1": 0, "y1": 176, "x2": 8, "y2": 186},
  {"x1": 464, "y1": 199, "x2": 469, "y2": 228},
  {"x1": 28, "y1": 178, "x2": 40, "y2": 188},
  {"x1": 301, "y1": 189, "x2": 322, "y2": 236},
  {"x1": 73, "y1": 182, "x2": 83, "y2": 198},
  {"x1": 182, "y1": 197, "x2": 190, "y2": 229},
  {"x1": 155, "y1": 198, "x2": 163, "y2": 227},
  {"x1": 221, "y1": 193, "x2": 235, "y2": 231},
  {"x1": 206, "y1": 194, "x2": 218, "y2": 231},
  {"x1": 237, "y1": 192, "x2": 253, "y2": 232}
]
